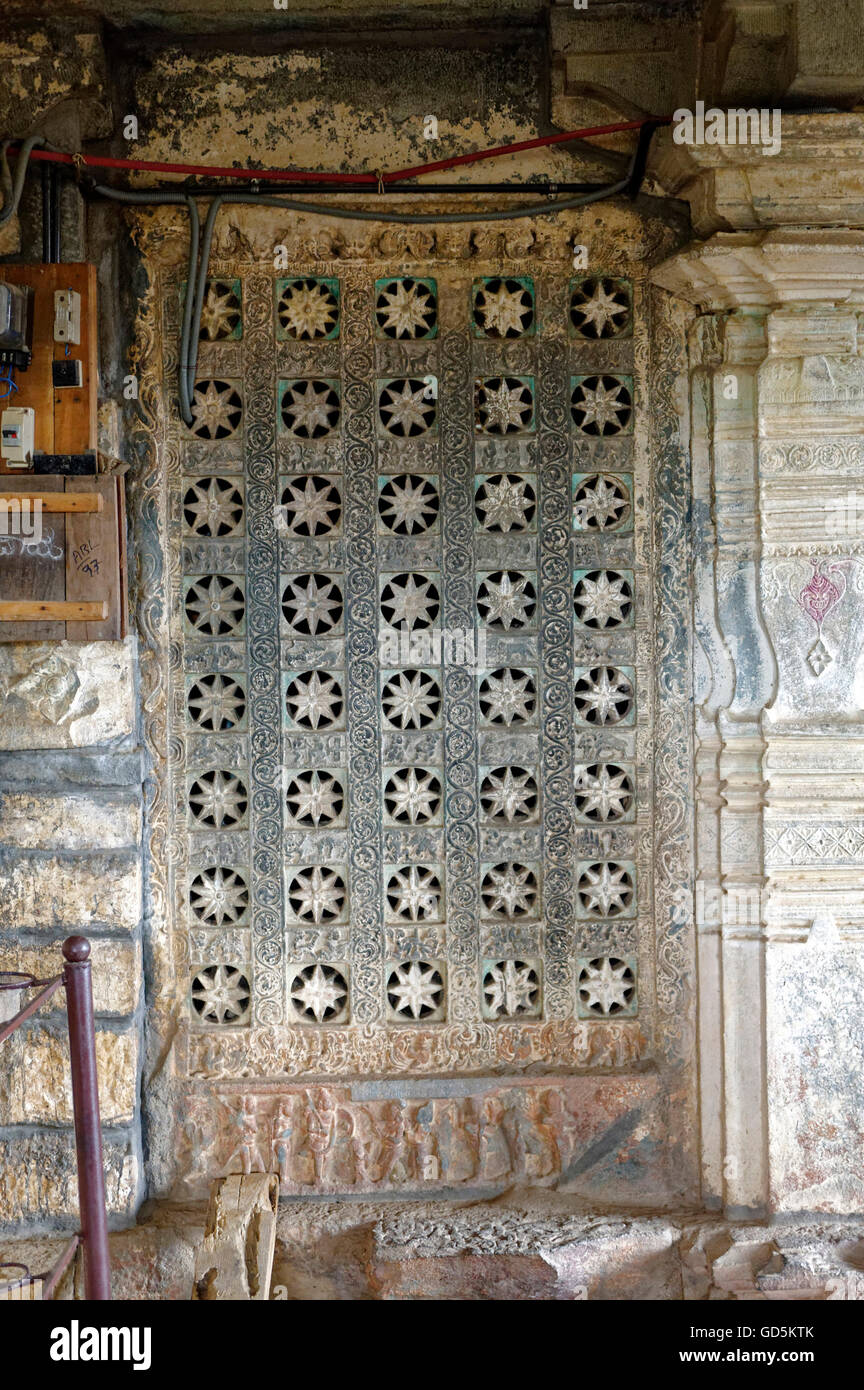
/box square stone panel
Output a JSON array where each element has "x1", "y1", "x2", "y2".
[
  {"x1": 573, "y1": 567, "x2": 635, "y2": 631},
  {"x1": 182, "y1": 475, "x2": 245, "y2": 539},
  {"x1": 278, "y1": 378, "x2": 341, "y2": 439},
  {"x1": 190, "y1": 961, "x2": 252, "y2": 1027},
  {"x1": 182, "y1": 573, "x2": 246, "y2": 641},
  {"x1": 479, "y1": 763, "x2": 540, "y2": 827},
  {"x1": 473, "y1": 377, "x2": 536, "y2": 436},
  {"x1": 576, "y1": 954, "x2": 638, "y2": 1018},
  {"x1": 474, "y1": 470, "x2": 537, "y2": 531},
  {"x1": 569, "y1": 275, "x2": 633, "y2": 341},
  {"x1": 187, "y1": 863, "x2": 251, "y2": 929},
  {"x1": 570, "y1": 374, "x2": 634, "y2": 438},
  {"x1": 386, "y1": 958, "x2": 446, "y2": 1024},
  {"x1": 380, "y1": 667, "x2": 443, "y2": 730},
  {"x1": 574, "y1": 664, "x2": 636, "y2": 727},
  {"x1": 376, "y1": 377, "x2": 439, "y2": 439},
  {"x1": 288, "y1": 960, "x2": 350, "y2": 1025},
  {"x1": 479, "y1": 860, "x2": 541, "y2": 921},
  {"x1": 472, "y1": 276, "x2": 536, "y2": 339},
  {"x1": 280, "y1": 571, "x2": 345, "y2": 638},
  {"x1": 377, "y1": 472, "x2": 441, "y2": 537},
  {"x1": 284, "y1": 767, "x2": 348, "y2": 830},
  {"x1": 574, "y1": 760, "x2": 636, "y2": 825},
  {"x1": 374, "y1": 276, "x2": 438, "y2": 340},
  {"x1": 476, "y1": 569, "x2": 538, "y2": 632},
  {"x1": 476, "y1": 665, "x2": 538, "y2": 727},
  {"x1": 384, "y1": 863, "x2": 445, "y2": 924},
  {"x1": 572, "y1": 471, "x2": 633, "y2": 533},
  {"x1": 186, "y1": 378, "x2": 244, "y2": 442},
  {"x1": 285, "y1": 864, "x2": 349, "y2": 927},
  {"x1": 382, "y1": 765, "x2": 444, "y2": 828},
  {"x1": 184, "y1": 671, "x2": 248, "y2": 734},
  {"x1": 576, "y1": 859, "x2": 637, "y2": 921},
  {"x1": 481, "y1": 957, "x2": 543, "y2": 1021},
  {"x1": 277, "y1": 473, "x2": 342, "y2": 539},
  {"x1": 282, "y1": 666, "x2": 346, "y2": 732},
  {"x1": 275, "y1": 277, "x2": 340, "y2": 341}
]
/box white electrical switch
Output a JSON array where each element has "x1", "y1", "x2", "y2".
[
  {"x1": 1, "y1": 406, "x2": 35, "y2": 467},
  {"x1": 54, "y1": 289, "x2": 81, "y2": 345}
]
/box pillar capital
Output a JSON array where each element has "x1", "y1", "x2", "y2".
[
  {"x1": 651, "y1": 113, "x2": 864, "y2": 237},
  {"x1": 652, "y1": 229, "x2": 864, "y2": 311}
]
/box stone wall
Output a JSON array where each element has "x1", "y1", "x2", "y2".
[
  {"x1": 0, "y1": 640, "x2": 144, "y2": 1231},
  {"x1": 2, "y1": 0, "x2": 864, "y2": 1274}
]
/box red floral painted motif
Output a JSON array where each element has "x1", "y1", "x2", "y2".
[{"x1": 797, "y1": 560, "x2": 846, "y2": 630}]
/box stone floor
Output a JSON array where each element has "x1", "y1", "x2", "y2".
[{"x1": 4, "y1": 1194, "x2": 864, "y2": 1300}]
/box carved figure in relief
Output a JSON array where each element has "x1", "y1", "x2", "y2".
[
  {"x1": 384, "y1": 1101, "x2": 418, "y2": 1184},
  {"x1": 307, "y1": 1087, "x2": 356, "y2": 1186},
  {"x1": 179, "y1": 1094, "x2": 214, "y2": 1173},
  {"x1": 272, "y1": 1094, "x2": 315, "y2": 1185},
  {"x1": 351, "y1": 1103, "x2": 387, "y2": 1183},
  {"x1": 411, "y1": 1101, "x2": 440, "y2": 1181},
  {"x1": 503, "y1": 1090, "x2": 560, "y2": 1179},
  {"x1": 439, "y1": 1099, "x2": 478, "y2": 1183},
  {"x1": 541, "y1": 1088, "x2": 580, "y2": 1172},
  {"x1": 478, "y1": 1094, "x2": 513, "y2": 1181},
  {"x1": 227, "y1": 1095, "x2": 266, "y2": 1174},
  {"x1": 377, "y1": 1101, "x2": 409, "y2": 1183}
]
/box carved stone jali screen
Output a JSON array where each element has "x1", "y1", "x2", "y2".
[{"x1": 134, "y1": 207, "x2": 697, "y2": 1203}]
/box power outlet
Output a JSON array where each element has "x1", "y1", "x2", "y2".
[
  {"x1": 54, "y1": 289, "x2": 81, "y2": 346},
  {"x1": 52, "y1": 358, "x2": 83, "y2": 388}
]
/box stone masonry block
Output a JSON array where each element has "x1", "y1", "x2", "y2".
[
  {"x1": 0, "y1": 748, "x2": 145, "y2": 788},
  {"x1": 0, "y1": 851, "x2": 141, "y2": 930},
  {"x1": 0, "y1": 938, "x2": 140, "y2": 1015},
  {"x1": 0, "y1": 1024, "x2": 137, "y2": 1125},
  {"x1": 0, "y1": 1130, "x2": 138, "y2": 1229},
  {"x1": 0, "y1": 640, "x2": 136, "y2": 751},
  {"x1": 0, "y1": 792, "x2": 141, "y2": 851}
]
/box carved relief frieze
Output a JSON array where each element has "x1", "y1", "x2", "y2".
[{"x1": 176, "y1": 1072, "x2": 663, "y2": 1197}]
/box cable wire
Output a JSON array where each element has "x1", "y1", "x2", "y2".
[
  {"x1": 8, "y1": 121, "x2": 656, "y2": 425},
  {"x1": 0, "y1": 134, "x2": 46, "y2": 224},
  {"x1": 12, "y1": 119, "x2": 662, "y2": 188}
]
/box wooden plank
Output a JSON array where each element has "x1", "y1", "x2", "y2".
[
  {"x1": 52, "y1": 264, "x2": 98, "y2": 455},
  {"x1": 0, "y1": 264, "x2": 55, "y2": 459},
  {"x1": 116, "y1": 476, "x2": 128, "y2": 640},
  {"x1": 0, "y1": 600, "x2": 106, "y2": 621},
  {"x1": 0, "y1": 263, "x2": 98, "y2": 472},
  {"x1": 65, "y1": 476, "x2": 120, "y2": 640},
  {"x1": 0, "y1": 492, "x2": 103, "y2": 513},
  {"x1": 191, "y1": 1174, "x2": 279, "y2": 1301},
  {"x1": 0, "y1": 474, "x2": 65, "y2": 639}
]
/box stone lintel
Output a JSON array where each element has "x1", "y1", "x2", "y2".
[
  {"x1": 652, "y1": 229, "x2": 864, "y2": 310},
  {"x1": 650, "y1": 113, "x2": 864, "y2": 235}
]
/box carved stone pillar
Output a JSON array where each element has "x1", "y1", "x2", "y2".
[{"x1": 654, "y1": 230, "x2": 864, "y2": 1217}]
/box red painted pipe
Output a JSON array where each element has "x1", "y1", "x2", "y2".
[
  {"x1": 63, "y1": 936, "x2": 111, "y2": 1301},
  {"x1": 15, "y1": 118, "x2": 667, "y2": 186}
]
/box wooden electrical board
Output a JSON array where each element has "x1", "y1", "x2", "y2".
[
  {"x1": 0, "y1": 262, "x2": 98, "y2": 467},
  {"x1": 0, "y1": 474, "x2": 127, "y2": 640}
]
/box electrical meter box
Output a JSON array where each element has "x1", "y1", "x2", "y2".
[
  {"x1": 0, "y1": 281, "x2": 33, "y2": 367},
  {"x1": 0, "y1": 264, "x2": 96, "y2": 469}
]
